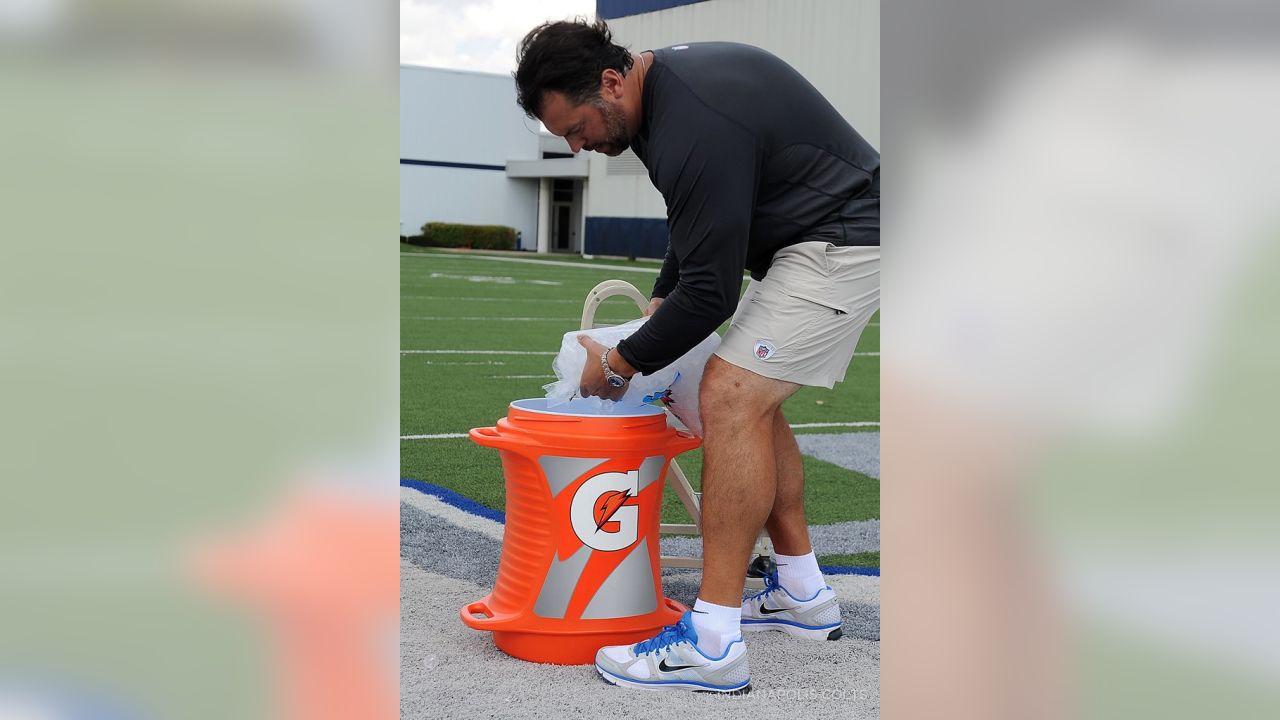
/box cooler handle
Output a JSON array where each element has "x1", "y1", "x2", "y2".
[
  {"x1": 460, "y1": 598, "x2": 512, "y2": 631},
  {"x1": 468, "y1": 427, "x2": 501, "y2": 447},
  {"x1": 468, "y1": 426, "x2": 532, "y2": 451}
]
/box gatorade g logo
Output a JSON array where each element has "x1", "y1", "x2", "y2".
[{"x1": 570, "y1": 470, "x2": 640, "y2": 551}]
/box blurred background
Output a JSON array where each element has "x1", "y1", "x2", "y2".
[
  {"x1": 883, "y1": 1, "x2": 1280, "y2": 718},
  {"x1": 0, "y1": 0, "x2": 397, "y2": 718}
]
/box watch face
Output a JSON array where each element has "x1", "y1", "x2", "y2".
[{"x1": 607, "y1": 375, "x2": 626, "y2": 389}]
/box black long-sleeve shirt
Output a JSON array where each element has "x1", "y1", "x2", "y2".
[{"x1": 616, "y1": 42, "x2": 879, "y2": 375}]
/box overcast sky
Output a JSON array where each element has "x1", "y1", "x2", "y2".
[{"x1": 401, "y1": 0, "x2": 597, "y2": 75}]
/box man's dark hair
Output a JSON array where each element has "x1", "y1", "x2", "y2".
[{"x1": 514, "y1": 18, "x2": 634, "y2": 119}]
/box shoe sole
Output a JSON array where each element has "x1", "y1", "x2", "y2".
[
  {"x1": 596, "y1": 666, "x2": 751, "y2": 695},
  {"x1": 742, "y1": 620, "x2": 843, "y2": 641}
]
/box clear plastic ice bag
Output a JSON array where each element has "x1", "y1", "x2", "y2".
[{"x1": 542, "y1": 317, "x2": 720, "y2": 436}]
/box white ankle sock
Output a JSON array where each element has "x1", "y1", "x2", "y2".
[
  {"x1": 774, "y1": 551, "x2": 827, "y2": 600},
  {"x1": 689, "y1": 597, "x2": 741, "y2": 657}
]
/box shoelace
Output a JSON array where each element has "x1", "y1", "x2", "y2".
[
  {"x1": 633, "y1": 616, "x2": 694, "y2": 655},
  {"x1": 747, "y1": 568, "x2": 783, "y2": 601}
]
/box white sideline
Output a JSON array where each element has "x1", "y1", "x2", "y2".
[
  {"x1": 400, "y1": 488, "x2": 879, "y2": 603},
  {"x1": 400, "y1": 487, "x2": 505, "y2": 543},
  {"x1": 399, "y1": 488, "x2": 877, "y2": 599}
]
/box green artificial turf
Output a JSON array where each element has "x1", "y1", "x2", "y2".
[
  {"x1": 401, "y1": 251, "x2": 879, "y2": 526},
  {"x1": 817, "y1": 552, "x2": 880, "y2": 569}
]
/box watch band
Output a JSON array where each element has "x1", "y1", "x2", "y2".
[{"x1": 601, "y1": 348, "x2": 629, "y2": 389}]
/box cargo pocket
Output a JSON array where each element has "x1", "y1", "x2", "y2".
[{"x1": 783, "y1": 289, "x2": 850, "y2": 316}]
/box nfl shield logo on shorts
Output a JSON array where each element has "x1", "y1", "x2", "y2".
[{"x1": 753, "y1": 339, "x2": 776, "y2": 360}]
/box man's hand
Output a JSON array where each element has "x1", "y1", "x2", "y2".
[
  {"x1": 644, "y1": 297, "x2": 664, "y2": 316},
  {"x1": 577, "y1": 335, "x2": 636, "y2": 401}
]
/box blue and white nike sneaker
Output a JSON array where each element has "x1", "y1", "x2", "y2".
[
  {"x1": 741, "y1": 569, "x2": 844, "y2": 641},
  {"x1": 595, "y1": 611, "x2": 751, "y2": 694}
]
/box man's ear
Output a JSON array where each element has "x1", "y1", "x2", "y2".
[{"x1": 600, "y1": 68, "x2": 624, "y2": 99}]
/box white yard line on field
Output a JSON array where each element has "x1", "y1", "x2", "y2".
[
  {"x1": 788, "y1": 422, "x2": 880, "y2": 428},
  {"x1": 402, "y1": 252, "x2": 660, "y2": 274},
  {"x1": 402, "y1": 316, "x2": 582, "y2": 322},
  {"x1": 401, "y1": 433, "x2": 470, "y2": 440},
  {"x1": 402, "y1": 295, "x2": 581, "y2": 303},
  {"x1": 402, "y1": 349, "x2": 557, "y2": 356},
  {"x1": 404, "y1": 316, "x2": 877, "y2": 328},
  {"x1": 426, "y1": 272, "x2": 563, "y2": 286}
]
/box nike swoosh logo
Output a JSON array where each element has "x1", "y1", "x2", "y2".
[
  {"x1": 759, "y1": 603, "x2": 789, "y2": 615},
  {"x1": 659, "y1": 658, "x2": 702, "y2": 672}
]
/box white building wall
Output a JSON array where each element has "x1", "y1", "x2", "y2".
[
  {"x1": 399, "y1": 167, "x2": 538, "y2": 247},
  {"x1": 400, "y1": 65, "x2": 541, "y2": 248},
  {"x1": 400, "y1": 65, "x2": 540, "y2": 166},
  {"x1": 584, "y1": 149, "x2": 668, "y2": 219},
  {"x1": 587, "y1": 0, "x2": 880, "y2": 221},
  {"x1": 610, "y1": 0, "x2": 879, "y2": 147}
]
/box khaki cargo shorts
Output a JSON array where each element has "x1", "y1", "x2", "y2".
[{"x1": 717, "y1": 241, "x2": 879, "y2": 389}]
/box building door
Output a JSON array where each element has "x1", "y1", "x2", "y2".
[
  {"x1": 550, "y1": 178, "x2": 576, "y2": 252},
  {"x1": 552, "y1": 202, "x2": 572, "y2": 251}
]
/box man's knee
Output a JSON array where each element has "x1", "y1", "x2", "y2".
[{"x1": 699, "y1": 357, "x2": 784, "y2": 428}]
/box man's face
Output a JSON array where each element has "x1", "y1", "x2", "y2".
[{"x1": 540, "y1": 91, "x2": 630, "y2": 156}]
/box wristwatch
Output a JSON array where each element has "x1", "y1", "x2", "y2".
[{"x1": 601, "y1": 349, "x2": 629, "y2": 389}]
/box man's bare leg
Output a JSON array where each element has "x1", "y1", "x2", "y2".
[
  {"x1": 764, "y1": 408, "x2": 812, "y2": 556},
  {"x1": 696, "y1": 356, "x2": 800, "y2": 607}
]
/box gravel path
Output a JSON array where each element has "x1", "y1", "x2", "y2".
[
  {"x1": 401, "y1": 431, "x2": 880, "y2": 718},
  {"x1": 795, "y1": 432, "x2": 880, "y2": 479}
]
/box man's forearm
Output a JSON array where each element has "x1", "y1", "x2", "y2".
[
  {"x1": 617, "y1": 281, "x2": 733, "y2": 376},
  {"x1": 606, "y1": 347, "x2": 637, "y2": 378}
]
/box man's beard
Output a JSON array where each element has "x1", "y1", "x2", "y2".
[{"x1": 595, "y1": 97, "x2": 631, "y2": 156}]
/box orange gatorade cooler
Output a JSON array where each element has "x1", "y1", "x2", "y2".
[{"x1": 461, "y1": 398, "x2": 697, "y2": 664}]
